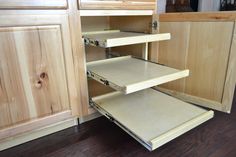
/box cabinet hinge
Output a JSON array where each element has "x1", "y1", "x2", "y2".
[{"x1": 150, "y1": 21, "x2": 159, "y2": 30}]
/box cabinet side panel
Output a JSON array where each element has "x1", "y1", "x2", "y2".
[{"x1": 186, "y1": 22, "x2": 234, "y2": 102}]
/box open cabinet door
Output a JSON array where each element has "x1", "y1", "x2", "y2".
[{"x1": 157, "y1": 13, "x2": 236, "y2": 113}]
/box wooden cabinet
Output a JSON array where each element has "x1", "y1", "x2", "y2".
[
  {"x1": 0, "y1": 0, "x2": 68, "y2": 9},
  {"x1": 0, "y1": 14, "x2": 79, "y2": 149},
  {"x1": 0, "y1": 0, "x2": 235, "y2": 152},
  {"x1": 158, "y1": 13, "x2": 236, "y2": 113},
  {"x1": 78, "y1": 0, "x2": 156, "y2": 10}
]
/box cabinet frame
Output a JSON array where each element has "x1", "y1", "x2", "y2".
[
  {"x1": 78, "y1": 0, "x2": 156, "y2": 10},
  {"x1": 0, "y1": 0, "x2": 68, "y2": 9}
]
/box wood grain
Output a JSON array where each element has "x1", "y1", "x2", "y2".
[
  {"x1": 78, "y1": 0, "x2": 156, "y2": 10},
  {"x1": 0, "y1": 25, "x2": 71, "y2": 119},
  {"x1": 222, "y1": 22, "x2": 236, "y2": 113},
  {"x1": 0, "y1": 110, "x2": 72, "y2": 140},
  {"x1": 68, "y1": 0, "x2": 90, "y2": 116},
  {"x1": 110, "y1": 16, "x2": 154, "y2": 58},
  {"x1": 158, "y1": 20, "x2": 235, "y2": 112},
  {"x1": 158, "y1": 22, "x2": 190, "y2": 92},
  {"x1": 160, "y1": 12, "x2": 236, "y2": 22},
  {"x1": 0, "y1": 15, "x2": 78, "y2": 129},
  {"x1": 0, "y1": 0, "x2": 68, "y2": 9},
  {"x1": 185, "y1": 22, "x2": 234, "y2": 102},
  {"x1": 0, "y1": 30, "x2": 30, "y2": 129}
]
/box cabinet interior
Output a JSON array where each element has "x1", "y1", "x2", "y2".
[{"x1": 81, "y1": 15, "x2": 154, "y2": 97}]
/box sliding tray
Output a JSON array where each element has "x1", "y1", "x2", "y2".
[
  {"x1": 83, "y1": 30, "x2": 170, "y2": 48},
  {"x1": 90, "y1": 88, "x2": 214, "y2": 151},
  {"x1": 87, "y1": 56, "x2": 189, "y2": 94}
]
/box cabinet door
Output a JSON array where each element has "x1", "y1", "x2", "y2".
[
  {"x1": 0, "y1": 0, "x2": 68, "y2": 9},
  {"x1": 78, "y1": 0, "x2": 156, "y2": 10},
  {"x1": 0, "y1": 15, "x2": 77, "y2": 134},
  {"x1": 158, "y1": 21, "x2": 235, "y2": 113}
]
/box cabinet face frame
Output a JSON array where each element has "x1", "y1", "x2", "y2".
[
  {"x1": 0, "y1": 14, "x2": 79, "y2": 135},
  {"x1": 78, "y1": 0, "x2": 156, "y2": 10},
  {"x1": 0, "y1": 0, "x2": 68, "y2": 9}
]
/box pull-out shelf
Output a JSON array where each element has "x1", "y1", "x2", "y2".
[
  {"x1": 90, "y1": 88, "x2": 214, "y2": 151},
  {"x1": 87, "y1": 56, "x2": 189, "y2": 94},
  {"x1": 83, "y1": 30, "x2": 170, "y2": 48}
]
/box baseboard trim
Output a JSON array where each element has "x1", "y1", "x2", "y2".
[
  {"x1": 79, "y1": 111, "x2": 102, "y2": 124},
  {"x1": 0, "y1": 118, "x2": 78, "y2": 151}
]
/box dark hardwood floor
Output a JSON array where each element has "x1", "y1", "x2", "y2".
[{"x1": 1, "y1": 91, "x2": 236, "y2": 157}]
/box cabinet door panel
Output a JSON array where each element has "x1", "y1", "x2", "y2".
[
  {"x1": 158, "y1": 21, "x2": 235, "y2": 113},
  {"x1": 0, "y1": 33, "x2": 30, "y2": 128},
  {"x1": 186, "y1": 22, "x2": 233, "y2": 102},
  {"x1": 0, "y1": 25, "x2": 70, "y2": 128},
  {"x1": 79, "y1": 0, "x2": 156, "y2": 10},
  {"x1": 14, "y1": 26, "x2": 70, "y2": 116},
  {"x1": 0, "y1": 0, "x2": 68, "y2": 9},
  {"x1": 159, "y1": 22, "x2": 190, "y2": 92}
]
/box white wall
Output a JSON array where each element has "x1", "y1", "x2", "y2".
[
  {"x1": 157, "y1": 0, "x2": 167, "y2": 13},
  {"x1": 198, "y1": 0, "x2": 221, "y2": 12}
]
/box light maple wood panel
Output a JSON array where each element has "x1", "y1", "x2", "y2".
[
  {"x1": 158, "y1": 20, "x2": 235, "y2": 112},
  {"x1": 160, "y1": 12, "x2": 236, "y2": 22},
  {"x1": 78, "y1": 0, "x2": 156, "y2": 10},
  {"x1": 0, "y1": 26, "x2": 70, "y2": 129},
  {"x1": 185, "y1": 22, "x2": 234, "y2": 102},
  {"x1": 159, "y1": 22, "x2": 190, "y2": 92},
  {"x1": 18, "y1": 26, "x2": 70, "y2": 116},
  {"x1": 0, "y1": 0, "x2": 68, "y2": 9},
  {"x1": 222, "y1": 23, "x2": 236, "y2": 113},
  {"x1": 0, "y1": 15, "x2": 79, "y2": 130},
  {"x1": 0, "y1": 32, "x2": 30, "y2": 129}
]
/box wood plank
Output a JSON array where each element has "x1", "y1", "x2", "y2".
[
  {"x1": 0, "y1": 117, "x2": 77, "y2": 151},
  {"x1": 222, "y1": 22, "x2": 236, "y2": 113},
  {"x1": 0, "y1": 29, "x2": 30, "y2": 128},
  {"x1": 185, "y1": 22, "x2": 234, "y2": 102},
  {"x1": 78, "y1": 0, "x2": 156, "y2": 10},
  {"x1": 157, "y1": 87, "x2": 224, "y2": 112},
  {"x1": 0, "y1": 0, "x2": 68, "y2": 9},
  {"x1": 110, "y1": 16, "x2": 154, "y2": 58},
  {"x1": 92, "y1": 88, "x2": 213, "y2": 151},
  {"x1": 79, "y1": 10, "x2": 154, "y2": 16},
  {"x1": 87, "y1": 56, "x2": 189, "y2": 94},
  {"x1": 68, "y1": 0, "x2": 90, "y2": 116},
  {"x1": 160, "y1": 12, "x2": 236, "y2": 22},
  {"x1": 158, "y1": 22, "x2": 190, "y2": 92},
  {"x1": 0, "y1": 110, "x2": 72, "y2": 140}
]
